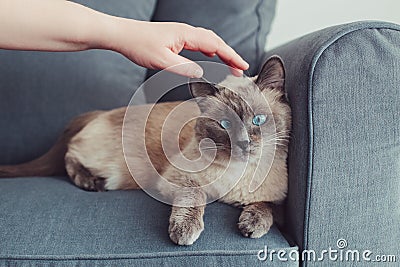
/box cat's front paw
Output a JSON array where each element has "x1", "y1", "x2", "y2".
[
  {"x1": 238, "y1": 205, "x2": 273, "y2": 238},
  {"x1": 169, "y1": 209, "x2": 204, "y2": 245}
]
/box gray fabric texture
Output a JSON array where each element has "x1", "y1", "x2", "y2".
[
  {"x1": 265, "y1": 21, "x2": 400, "y2": 266},
  {"x1": 145, "y1": 0, "x2": 277, "y2": 102},
  {"x1": 0, "y1": 177, "x2": 298, "y2": 267},
  {"x1": 0, "y1": 0, "x2": 156, "y2": 165}
]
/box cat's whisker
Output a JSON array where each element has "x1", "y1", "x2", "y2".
[
  {"x1": 201, "y1": 142, "x2": 226, "y2": 146},
  {"x1": 262, "y1": 143, "x2": 287, "y2": 148},
  {"x1": 269, "y1": 130, "x2": 291, "y2": 135},
  {"x1": 263, "y1": 142, "x2": 285, "y2": 147},
  {"x1": 268, "y1": 133, "x2": 290, "y2": 138},
  {"x1": 264, "y1": 142, "x2": 289, "y2": 147},
  {"x1": 265, "y1": 139, "x2": 287, "y2": 143},
  {"x1": 267, "y1": 135, "x2": 290, "y2": 139},
  {"x1": 266, "y1": 135, "x2": 290, "y2": 141},
  {"x1": 263, "y1": 137, "x2": 289, "y2": 143},
  {"x1": 271, "y1": 130, "x2": 294, "y2": 139},
  {"x1": 261, "y1": 138, "x2": 289, "y2": 147},
  {"x1": 200, "y1": 146, "x2": 227, "y2": 151},
  {"x1": 274, "y1": 144, "x2": 288, "y2": 147}
]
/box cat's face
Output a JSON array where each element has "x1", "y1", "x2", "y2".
[{"x1": 190, "y1": 56, "x2": 291, "y2": 164}]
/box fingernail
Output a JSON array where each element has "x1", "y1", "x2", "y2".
[
  {"x1": 231, "y1": 68, "x2": 243, "y2": 77},
  {"x1": 191, "y1": 66, "x2": 204, "y2": 78},
  {"x1": 242, "y1": 60, "x2": 249, "y2": 69}
]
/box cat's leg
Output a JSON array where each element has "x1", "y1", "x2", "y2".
[
  {"x1": 238, "y1": 202, "x2": 273, "y2": 238},
  {"x1": 65, "y1": 155, "x2": 106, "y2": 192},
  {"x1": 168, "y1": 187, "x2": 206, "y2": 245}
]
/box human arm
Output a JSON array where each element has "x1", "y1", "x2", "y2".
[{"x1": 0, "y1": 0, "x2": 249, "y2": 77}]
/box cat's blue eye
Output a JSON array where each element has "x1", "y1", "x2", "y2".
[
  {"x1": 252, "y1": 114, "x2": 267, "y2": 126},
  {"x1": 220, "y1": 119, "x2": 232, "y2": 129}
]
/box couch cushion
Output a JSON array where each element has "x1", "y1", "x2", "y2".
[
  {"x1": 0, "y1": 177, "x2": 297, "y2": 266},
  {"x1": 145, "y1": 0, "x2": 277, "y2": 102},
  {"x1": 0, "y1": 0, "x2": 156, "y2": 165}
]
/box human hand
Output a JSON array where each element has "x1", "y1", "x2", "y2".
[
  {"x1": 0, "y1": 0, "x2": 249, "y2": 78},
  {"x1": 101, "y1": 19, "x2": 249, "y2": 78}
]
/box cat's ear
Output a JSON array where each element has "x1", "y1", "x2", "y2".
[
  {"x1": 256, "y1": 56, "x2": 285, "y2": 92},
  {"x1": 189, "y1": 79, "x2": 218, "y2": 98}
]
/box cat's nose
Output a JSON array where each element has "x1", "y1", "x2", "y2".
[{"x1": 236, "y1": 140, "x2": 250, "y2": 151}]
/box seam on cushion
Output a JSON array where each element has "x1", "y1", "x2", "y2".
[
  {"x1": 254, "y1": 0, "x2": 264, "y2": 77},
  {"x1": 303, "y1": 20, "x2": 400, "y2": 267},
  {"x1": 148, "y1": 0, "x2": 158, "y2": 21},
  {"x1": 0, "y1": 246, "x2": 298, "y2": 261},
  {"x1": 255, "y1": 0, "x2": 277, "y2": 76},
  {"x1": 255, "y1": 0, "x2": 278, "y2": 76}
]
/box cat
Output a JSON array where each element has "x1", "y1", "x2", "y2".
[{"x1": 0, "y1": 56, "x2": 291, "y2": 245}]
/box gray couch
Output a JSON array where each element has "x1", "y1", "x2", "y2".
[{"x1": 0, "y1": 1, "x2": 399, "y2": 266}]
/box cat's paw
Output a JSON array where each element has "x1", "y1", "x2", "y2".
[
  {"x1": 169, "y1": 212, "x2": 204, "y2": 245},
  {"x1": 238, "y1": 208, "x2": 273, "y2": 238}
]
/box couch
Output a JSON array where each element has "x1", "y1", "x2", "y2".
[{"x1": 0, "y1": 1, "x2": 399, "y2": 266}]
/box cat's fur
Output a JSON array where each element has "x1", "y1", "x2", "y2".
[{"x1": 0, "y1": 56, "x2": 291, "y2": 245}]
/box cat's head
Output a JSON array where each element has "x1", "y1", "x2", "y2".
[{"x1": 189, "y1": 56, "x2": 291, "y2": 163}]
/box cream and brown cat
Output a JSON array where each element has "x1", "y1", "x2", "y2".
[{"x1": 0, "y1": 56, "x2": 291, "y2": 245}]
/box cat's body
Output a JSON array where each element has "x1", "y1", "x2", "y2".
[{"x1": 0, "y1": 56, "x2": 291, "y2": 245}]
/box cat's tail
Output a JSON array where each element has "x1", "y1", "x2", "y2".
[{"x1": 0, "y1": 111, "x2": 102, "y2": 178}]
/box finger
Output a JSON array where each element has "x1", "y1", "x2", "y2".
[
  {"x1": 159, "y1": 50, "x2": 204, "y2": 78},
  {"x1": 230, "y1": 68, "x2": 243, "y2": 77},
  {"x1": 184, "y1": 27, "x2": 249, "y2": 70},
  {"x1": 217, "y1": 44, "x2": 249, "y2": 71}
]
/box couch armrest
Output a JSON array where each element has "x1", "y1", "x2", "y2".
[{"x1": 264, "y1": 21, "x2": 400, "y2": 265}]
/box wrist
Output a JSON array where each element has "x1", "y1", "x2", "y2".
[
  {"x1": 88, "y1": 13, "x2": 141, "y2": 53},
  {"x1": 79, "y1": 11, "x2": 113, "y2": 50},
  {"x1": 53, "y1": 1, "x2": 112, "y2": 51}
]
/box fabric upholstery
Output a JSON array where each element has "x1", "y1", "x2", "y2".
[
  {"x1": 0, "y1": 177, "x2": 297, "y2": 266},
  {"x1": 145, "y1": 0, "x2": 277, "y2": 102},
  {"x1": 265, "y1": 21, "x2": 400, "y2": 266},
  {"x1": 0, "y1": 0, "x2": 156, "y2": 165}
]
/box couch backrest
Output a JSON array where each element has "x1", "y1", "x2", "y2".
[
  {"x1": 0, "y1": 0, "x2": 277, "y2": 164},
  {"x1": 0, "y1": 0, "x2": 156, "y2": 164}
]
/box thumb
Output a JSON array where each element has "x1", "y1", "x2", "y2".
[{"x1": 160, "y1": 51, "x2": 204, "y2": 78}]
